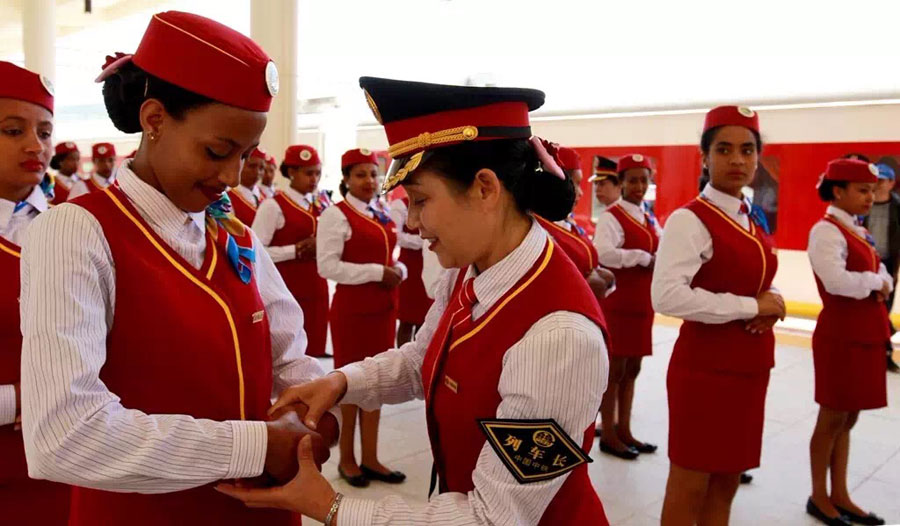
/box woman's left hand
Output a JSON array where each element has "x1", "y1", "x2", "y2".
[
  {"x1": 745, "y1": 315, "x2": 779, "y2": 334},
  {"x1": 216, "y1": 435, "x2": 337, "y2": 522}
]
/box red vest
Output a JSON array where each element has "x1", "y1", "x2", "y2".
[
  {"x1": 228, "y1": 187, "x2": 258, "y2": 226},
  {"x1": 332, "y1": 200, "x2": 398, "y2": 314},
  {"x1": 0, "y1": 237, "x2": 24, "y2": 480},
  {"x1": 534, "y1": 214, "x2": 598, "y2": 278},
  {"x1": 69, "y1": 185, "x2": 292, "y2": 525},
  {"x1": 813, "y1": 217, "x2": 891, "y2": 344},
  {"x1": 397, "y1": 197, "x2": 433, "y2": 324},
  {"x1": 423, "y1": 239, "x2": 609, "y2": 525},
  {"x1": 271, "y1": 191, "x2": 327, "y2": 301},
  {"x1": 50, "y1": 174, "x2": 70, "y2": 205},
  {"x1": 601, "y1": 204, "x2": 658, "y2": 315},
  {"x1": 671, "y1": 197, "x2": 778, "y2": 373}
]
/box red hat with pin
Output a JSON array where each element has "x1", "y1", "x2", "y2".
[
  {"x1": 704, "y1": 105, "x2": 759, "y2": 134},
  {"x1": 0, "y1": 61, "x2": 54, "y2": 114},
  {"x1": 55, "y1": 142, "x2": 80, "y2": 156},
  {"x1": 249, "y1": 147, "x2": 267, "y2": 160},
  {"x1": 265, "y1": 153, "x2": 277, "y2": 167},
  {"x1": 341, "y1": 148, "x2": 378, "y2": 169},
  {"x1": 822, "y1": 158, "x2": 879, "y2": 184},
  {"x1": 92, "y1": 142, "x2": 117, "y2": 159},
  {"x1": 95, "y1": 11, "x2": 278, "y2": 112},
  {"x1": 283, "y1": 145, "x2": 320, "y2": 167},
  {"x1": 556, "y1": 147, "x2": 582, "y2": 172},
  {"x1": 617, "y1": 154, "x2": 652, "y2": 174}
]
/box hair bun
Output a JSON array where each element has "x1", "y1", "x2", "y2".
[{"x1": 102, "y1": 62, "x2": 146, "y2": 134}]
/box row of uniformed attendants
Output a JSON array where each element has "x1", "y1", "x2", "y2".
[{"x1": 0, "y1": 9, "x2": 891, "y2": 526}]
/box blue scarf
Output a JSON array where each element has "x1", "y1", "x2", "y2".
[{"x1": 206, "y1": 192, "x2": 256, "y2": 284}]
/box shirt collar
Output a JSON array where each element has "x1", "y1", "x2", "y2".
[
  {"x1": 116, "y1": 161, "x2": 206, "y2": 233},
  {"x1": 345, "y1": 192, "x2": 371, "y2": 213},
  {"x1": 616, "y1": 198, "x2": 645, "y2": 219},
  {"x1": 0, "y1": 184, "x2": 48, "y2": 230},
  {"x1": 285, "y1": 187, "x2": 310, "y2": 208},
  {"x1": 702, "y1": 184, "x2": 746, "y2": 216},
  {"x1": 466, "y1": 219, "x2": 547, "y2": 312},
  {"x1": 92, "y1": 172, "x2": 115, "y2": 187},
  {"x1": 237, "y1": 184, "x2": 258, "y2": 202},
  {"x1": 826, "y1": 205, "x2": 860, "y2": 230}
]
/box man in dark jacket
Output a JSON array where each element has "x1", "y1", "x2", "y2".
[{"x1": 864, "y1": 159, "x2": 900, "y2": 373}]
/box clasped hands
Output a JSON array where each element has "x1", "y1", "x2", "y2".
[{"x1": 217, "y1": 372, "x2": 350, "y2": 522}]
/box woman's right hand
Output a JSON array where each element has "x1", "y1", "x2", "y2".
[
  {"x1": 269, "y1": 372, "x2": 348, "y2": 431},
  {"x1": 756, "y1": 290, "x2": 786, "y2": 319},
  {"x1": 381, "y1": 265, "x2": 403, "y2": 289}
]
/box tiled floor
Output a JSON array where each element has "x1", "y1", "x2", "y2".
[{"x1": 304, "y1": 323, "x2": 900, "y2": 525}]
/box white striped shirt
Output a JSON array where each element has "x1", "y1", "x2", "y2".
[
  {"x1": 808, "y1": 205, "x2": 893, "y2": 299},
  {"x1": 19, "y1": 163, "x2": 328, "y2": 493},
  {"x1": 252, "y1": 187, "x2": 314, "y2": 263},
  {"x1": 1, "y1": 185, "x2": 47, "y2": 426},
  {"x1": 337, "y1": 220, "x2": 609, "y2": 526}
]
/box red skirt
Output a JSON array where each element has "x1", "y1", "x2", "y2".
[
  {"x1": 605, "y1": 311, "x2": 653, "y2": 358},
  {"x1": 667, "y1": 365, "x2": 770, "y2": 473},
  {"x1": 1, "y1": 429, "x2": 70, "y2": 525},
  {"x1": 397, "y1": 247, "x2": 433, "y2": 326},
  {"x1": 812, "y1": 337, "x2": 887, "y2": 411},
  {"x1": 330, "y1": 292, "x2": 397, "y2": 369},
  {"x1": 297, "y1": 294, "x2": 329, "y2": 357}
]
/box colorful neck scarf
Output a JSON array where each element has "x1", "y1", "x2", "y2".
[
  {"x1": 206, "y1": 192, "x2": 255, "y2": 284},
  {"x1": 13, "y1": 174, "x2": 55, "y2": 213},
  {"x1": 367, "y1": 198, "x2": 392, "y2": 225},
  {"x1": 565, "y1": 213, "x2": 586, "y2": 237}
]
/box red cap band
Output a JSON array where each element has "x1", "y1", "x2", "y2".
[{"x1": 0, "y1": 61, "x2": 54, "y2": 114}]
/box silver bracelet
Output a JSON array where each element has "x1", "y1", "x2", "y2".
[{"x1": 324, "y1": 492, "x2": 343, "y2": 526}]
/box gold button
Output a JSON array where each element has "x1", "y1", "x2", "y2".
[{"x1": 462, "y1": 126, "x2": 478, "y2": 140}]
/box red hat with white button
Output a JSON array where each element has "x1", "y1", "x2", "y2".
[
  {"x1": 249, "y1": 147, "x2": 267, "y2": 160},
  {"x1": 265, "y1": 153, "x2": 277, "y2": 167},
  {"x1": 92, "y1": 142, "x2": 117, "y2": 159},
  {"x1": 822, "y1": 158, "x2": 879, "y2": 184},
  {"x1": 95, "y1": 11, "x2": 278, "y2": 112},
  {"x1": 0, "y1": 61, "x2": 54, "y2": 114},
  {"x1": 703, "y1": 105, "x2": 759, "y2": 134},
  {"x1": 617, "y1": 154, "x2": 653, "y2": 174},
  {"x1": 556, "y1": 147, "x2": 582, "y2": 172},
  {"x1": 283, "y1": 145, "x2": 320, "y2": 167},
  {"x1": 55, "y1": 142, "x2": 80, "y2": 156},
  {"x1": 341, "y1": 148, "x2": 378, "y2": 169}
]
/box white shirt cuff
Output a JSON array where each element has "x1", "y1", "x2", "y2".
[
  {"x1": 337, "y1": 364, "x2": 368, "y2": 406},
  {"x1": 395, "y1": 261, "x2": 408, "y2": 281},
  {"x1": 739, "y1": 296, "x2": 760, "y2": 319},
  {"x1": 0, "y1": 384, "x2": 16, "y2": 426},
  {"x1": 226, "y1": 420, "x2": 268, "y2": 479},
  {"x1": 638, "y1": 251, "x2": 653, "y2": 267},
  {"x1": 336, "y1": 496, "x2": 377, "y2": 526},
  {"x1": 866, "y1": 272, "x2": 885, "y2": 292}
]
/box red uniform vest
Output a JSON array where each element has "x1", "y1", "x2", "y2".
[
  {"x1": 1, "y1": 236, "x2": 71, "y2": 524},
  {"x1": 671, "y1": 197, "x2": 778, "y2": 373},
  {"x1": 50, "y1": 174, "x2": 70, "y2": 205},
  {"x1": 423, "y1": 239, "x2": 609, "y2": 525},
  {"x1": 332, "y1": 200, "x2": 398, "y2": 315},
  {"x1": 534, "y1": 214, "x2": 598, "y2": 278},
  {"x1": 814, "y1": 217, "x2": 891, "y2": 344},
  {"x1": 69, "y1": 185, "x2": 293, "y2": 525},
  {"x1": 397, "y1": 197, "x2": 433, "y2": 325},
  {"x1": 271, "y1": 191, "x2": 329, "y2": 357},
  {"x1": 602, "y1": 204, "x2": 658, "y2": 315},
  {"x1": 228, "y1": 187, "x2": 258, "y2": 226}
]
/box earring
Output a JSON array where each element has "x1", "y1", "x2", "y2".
[{"x1": 148, "y1": 132, "x2": 158, "y2": 141}]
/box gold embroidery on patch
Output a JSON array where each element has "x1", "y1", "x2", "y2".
[{"x1": 252, "y1": 310, "x2": 265, "y2": 323}]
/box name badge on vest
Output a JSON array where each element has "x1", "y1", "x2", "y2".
[
  {"x1": 478, "y1": 418, "x2": 592, "y2": 484},
  {"x1": 252, "y1": 310, "x2": 265, "y2": 324},
  {"x1": 443, "y1": 375, "x2": 458, "y2": 394}
]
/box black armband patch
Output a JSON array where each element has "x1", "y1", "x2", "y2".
[{"x1": 478, "y1": 418, "x2": 592, "y2": 484}]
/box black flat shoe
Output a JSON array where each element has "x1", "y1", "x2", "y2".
[
  {"x1": 888, "y1": 356, "x2": 900, "y2": 373},
  {"x1": 360, "y1": 465, "x2": 406, "y2": 484},
  {"x1": 807, "y1": 498, "x2": 852, "y2": 526},
  {"x1": 338, "y1": 466, "x2": 369, "y2": 488},
  {"x1": 598, "y1": 441, "x2": 639, "y2": 460},
  {"x1": 594, "y1": 427, "x2": 602, "y2": 437},
  {"x1": 629, "y1": 441, "x2": 657, "y2": 454},
  {"x1": 740, "y1": 472, "x2": 753, "y2": 484},
  {"x1": 834, "y1": 505, "x2": 886, "y2": 525}
]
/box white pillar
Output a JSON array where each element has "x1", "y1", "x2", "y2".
[
  {"x1": 251, "y1": 0, "x2": 299, "y2": 165},
  {"x1": 22, "y1": 0, "x2": 56, "y2": 81}
]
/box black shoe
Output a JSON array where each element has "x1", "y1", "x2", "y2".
[
  {"x1": 594, "y1": 427, "x2": 602, "y2": 437},
  {"x1": 740, "y1": 472, "x2": 753, "y2": 484},
  {"x1": 360, "y1": 465, "x2": 406, "y2": 484},
  {"x1": 807, "y1": 498, "x2": 852, "y2": 526},
  {"x1": 598, "y1": 441, "x2": 640, "y2": 460},
  {"x1": 629, "y1": 441, "x2": 657, "y2": 454},
  {"x1": 338, "y1": 466, "x2": 369, "y2": 488},
  {"x1": 888, "y1": 356, "x2": 900, "y2": 373},
  {"x1": 834, "y1": 505, "x2": 886, "y2": 525}
]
